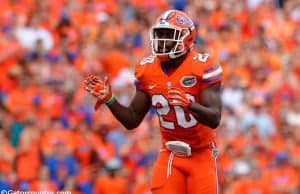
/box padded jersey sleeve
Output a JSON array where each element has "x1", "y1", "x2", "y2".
[
  {"x1": 201, "y1": 62, "x2": 222, "y2": 88},
  {"x1": 134, "y1": 55, "x2": 155, "y2": 92},
  {"x1": 192, "y1": 53, "x2": 223, "y2": 88},
  {"x1": 134, "y1": 63, "x2": 146, "y2": 92}
]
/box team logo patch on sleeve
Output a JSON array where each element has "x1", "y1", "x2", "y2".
[{"x1": 180, "y1": 76, "x2": 197, "y2": 87}]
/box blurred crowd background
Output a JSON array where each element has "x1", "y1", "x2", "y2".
[{"x1": 0, "y1": 0, "x2": 299, "y2": 193}]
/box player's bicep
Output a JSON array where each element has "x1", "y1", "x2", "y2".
[
  {"x1": 200, "y1": 82, "x2": 222, "y2": 110},
  {"x1": 129, "y1": 90, "x2": 151, "y2": 122}
]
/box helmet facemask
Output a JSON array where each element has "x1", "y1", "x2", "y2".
[{"x1": 150, "y1": 27, "x2": 191, "y2": 60}]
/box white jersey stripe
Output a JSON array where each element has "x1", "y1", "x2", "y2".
[{"x1": 203, "y1": 66, "x2": 223, "y2": 80}]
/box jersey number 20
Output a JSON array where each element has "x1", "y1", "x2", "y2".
[{"x1": 152, "y1": 95, "x2": 197, "y2": 129}]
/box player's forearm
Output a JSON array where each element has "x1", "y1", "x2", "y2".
[
  {"x1": 106, "y1": 100, "x2": 141, "y2": 130},
  {"x1": 188, "y1": 102, "x2": 221, "y2": 129}
]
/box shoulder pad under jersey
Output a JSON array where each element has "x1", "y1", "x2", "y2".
[{"x1": 191, "y1": 52, "x2": 222, "y2": 84}]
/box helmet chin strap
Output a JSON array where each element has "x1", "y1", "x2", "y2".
[{"x1": 169, "y1": 49, "x2": 187, "y2": 59}]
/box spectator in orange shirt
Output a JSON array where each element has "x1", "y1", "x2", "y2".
[
  {"x1": 40, "y1": 118, "x2": 75, "y2": 156},
  {"x1": 263, "y1": 152, "x2": 299, "y2": 194},
  {"x1": 226, "y1": 165, "x2": 270, "y2": 194},
  {"x1": 101, "y1": 43, "x2": 130, "y2": 81},
  {"x1": 95, "y1": 158, "x2": 128, "y2": 194},
  {"x1": 132, "y1": 167, "x2": 151, "y2": 194},
  {"x1": 0, "y1": 131, "x2": 15, "y2": 176},
  {"x1": 16, "y1": 123, "x2": 41, "y2": 181},
  {"x1": 73, "y1": 122, "x2": 96, "y2": 167},
  {"x1": 31, "y1": 166, "x2": 57, "y2": 191}
]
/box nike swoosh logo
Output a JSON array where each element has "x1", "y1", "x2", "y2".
[{"x1": 148, "y1": 85, "x2": 156, "y2": 90}]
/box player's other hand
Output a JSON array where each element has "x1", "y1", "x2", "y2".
[
  {"x1": 84, "y1": 75, "x2": 113, "y2": 110},
  {"x1": 167, "y1": 87, "x2": 191, "y2": 108}
]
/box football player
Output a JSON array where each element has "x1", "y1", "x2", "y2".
[{"x1": 85, "y1": 10, "x2": 222, "y2": 194}]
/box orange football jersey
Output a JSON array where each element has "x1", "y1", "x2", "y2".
[{"x1": 135, "y1": 50, "x2": 222, "y2": 149}]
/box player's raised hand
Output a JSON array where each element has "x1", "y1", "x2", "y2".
[
  {"x1": 84, "y1": 75, "x2": 115, "y2": 110},
  {"x1": 167, "y1": 87, "x2": 191, "y2": 108}
]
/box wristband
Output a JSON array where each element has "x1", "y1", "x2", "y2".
[{"x1": 105, "y1": 95, "x2": 116, "y2": 106}]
